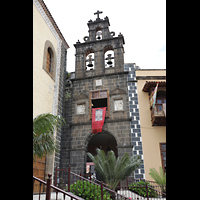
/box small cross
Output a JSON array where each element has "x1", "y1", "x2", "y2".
[{"x1": 94, "y1": 10, "x2": 103, "y2": 19}]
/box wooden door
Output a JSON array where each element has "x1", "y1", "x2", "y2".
[
  {"x1": 46, "y1": 49, "x2": 51, "y2": 72},
  {"x1": 33, "y1": 156, "x2": 46, "y2": 193}
]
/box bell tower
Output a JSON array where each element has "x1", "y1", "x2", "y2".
[
  {"x1": 61, "y1": 11, "x2": 133, "y2": 175},
  {"x1": 74, "y1": 10, "x2": 125, "y2": 78}
]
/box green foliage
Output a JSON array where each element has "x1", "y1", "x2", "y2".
[
  {"x1": 65, "y1": 72, "x2": 71, "y2": 101},
  {"x1": 87, "y1": 148, "x2": 141, "y2": 190},
  {"x1": 66, "y1": 71, "x2": 71, "y2": 79},
  {"x1": 149, "y1": 167, "x2": 166, "y2": 193},
  {"x1": 33, "y1": 113, "x2": 65, "y2": 160},
  {"x1": 65, "y1": 91, "x2": 71, "y2": 101},
  {"x1": 128, "y1": 180, "x2": 157, "y2": 198},
  {"x1": 69, "y1": 180, "x2": 111, "y2": 200}
]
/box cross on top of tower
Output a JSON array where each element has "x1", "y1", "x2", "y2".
[{"x1": 94, "y1": 10, "x2": 103, "y2": 19}]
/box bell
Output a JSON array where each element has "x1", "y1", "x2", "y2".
[
  {"x1": 107, "y1": 60, "x2": 112, "y2": 65},
  {"x1": 96, "y1": 31, "x2": 102, "y2": 40},
  {"x1": 87, "y1": 62, "x2": 93, "y2": 67},
  {"x1": 106, "y1": 54, "x2": 113, "y2": 65},
  {"x1": 87, "y1": 55, "x2": 93, "y2": 67}
]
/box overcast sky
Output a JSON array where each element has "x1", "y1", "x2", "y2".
[{"x1": 43, "y1": 0, "x2": 166, "y2": 72}]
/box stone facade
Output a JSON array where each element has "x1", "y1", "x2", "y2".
[
  {"x1": 60, "y1": 71, "x2": 133, "y2": 174},
  {"x1": 124, "y1": 63, "x2": 145, "y2": 179},
  {"x1": 33, "y1": 3, "x2": 165, "y2": 182},
  {"x1": 53, "y1": 43, "x2": 67, "y2": 170},
  {"x1": 60, "y1": 13, "x2": 133, "y2": 174}
]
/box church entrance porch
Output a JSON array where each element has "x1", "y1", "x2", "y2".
[
  {"x1": 86, "y1": 131, "x2": 118, "y2": 180},
  {"x1": 87, "y1": 131, "x2": 118, "y2": 161}
]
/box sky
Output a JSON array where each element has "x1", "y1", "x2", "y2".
[{"x1": 43, "y1": 0, "x2": 166, "y2": 72}]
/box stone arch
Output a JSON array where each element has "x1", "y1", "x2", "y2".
[
  {"x1": 103, "y1": 45, "x2": 115, "y2": 68},
  {"x1": 42, "y1": 40, "x2": 57, "y2": 80},
  {"x1": 84, "y1": 130, "x2": 119, "y2": 160},
  {"x1": 83, "y1": 129, "x2": 120, "y2": 149},
  {"x1": 103, "y1": 45, "x2": 114, "y2": 54},
  {"x1": 85, "y1": 48, "x2": 95, "y2": 70},
  {"x1": 102, "y1": 128, "x2": 120, "y2": 146},
  {"x1": 84, "y1": 131, "x2": 94, "y2": 149},
  {"x1": 85, "y1": 48, "x2": 95, "y2": 57},
  {"x1": 95, "y1": 26, "x2": 102, "y2": 32},
  {"x1": 95, "y1": 26, "x2": 102, "y2": 40}
]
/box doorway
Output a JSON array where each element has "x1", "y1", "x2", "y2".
[
  {"x1": 87, "y1": 132, "x2": 118, "y2": 160},
  {"x1": 86, "y1": 132, "x2": 118, "y2": 180}
]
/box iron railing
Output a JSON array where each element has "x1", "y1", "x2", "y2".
[
  {"x1": 55, "y1": 165, "x2": 166, "y2": 200},
  {"x1": 55, "y1": 166, "x2": 107, "y2": 190},
  {"x1": 55, "y1": 165, "x2": 129, "y2": 199},
  {"x1": 33, "y1": 173, "x2": 83, "y2": 200},
  {"x1": 117, "y1": 181, "x2": 166, "y2": 199},
  {"x1": 120, "y1": 177, "x2": 166, "y2": 195}
]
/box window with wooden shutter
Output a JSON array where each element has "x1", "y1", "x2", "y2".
[
  {"x1": 89, "y1": 89, "x2": 110, "y2": 119},
  {"x1": 42, "y1": 41, "x2": 56, "y2": 81},
  {"x1": 160, "y1": 143, "x2": 166, "y2": 172},
  {"x1": 46, "y1": 48, "x2": 52, "y2": 72}
]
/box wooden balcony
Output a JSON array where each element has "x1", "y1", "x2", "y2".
[{"x1": 151, "y1": 104, "x2": 166, "y2": 126}]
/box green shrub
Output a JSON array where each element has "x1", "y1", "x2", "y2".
[
  {"x1": 69, "y1": 180, "x2": 111, "y2": 200},
  {"x1": 128, "y1": 180, "x2": 157, "y2": 198},
  {"x1": 149, "y1": 167, "x2": 166, "y2": 194}
]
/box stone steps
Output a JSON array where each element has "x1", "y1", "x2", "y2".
[
  {"x1": 118, "y1": 190, "x2": 166, "y2": 200},
  {"x1": 33, "y1": 192, "x2": 84, "y2": 200}
]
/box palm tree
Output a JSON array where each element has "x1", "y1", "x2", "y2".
[
  {"x1": 149, "y1": 167, "x2": 166, "y2": 193},
  {"x1": 33, "y1": 113, "x2": 65, "y2": 161},
  {"x1": 87, "y1": 148, "x2": 141, "y2": 190}
]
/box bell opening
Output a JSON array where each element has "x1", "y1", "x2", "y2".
[
  {"x1": 96, "y1": 30, "x2": 102, "y2": 40},
  {"x1": 86, "y1": 53, "x2": 94, "y2": 71}
]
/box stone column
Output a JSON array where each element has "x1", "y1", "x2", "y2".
[{"x1": 70, "y1": 149, "x2": 87, "y2": 174}]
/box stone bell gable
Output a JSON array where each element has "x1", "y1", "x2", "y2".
[{"x1": 60, "y1": 11, "x2": 133, "y2": 174}]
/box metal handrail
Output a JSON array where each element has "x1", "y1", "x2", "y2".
[
  {"x1": 70, "y1": 171, "x2": 130, "y2": 199},
  {"x1": 55, "y1": 166, "x2": 166, "y2": 200},
  {"x1": 55, "y1": 166, "x2": 130, "y2": 199},
  {"x1": 33, "y1": 174, "x2": 83, "y2": 200}
]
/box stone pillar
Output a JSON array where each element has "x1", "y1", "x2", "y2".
[
  {"x1": 70, "y1": 149, "x2": 87, "y2": 174},
  {"x1": 118, "y1": 145, "x2": 133, "y2": 158}
]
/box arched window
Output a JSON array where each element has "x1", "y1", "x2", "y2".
[
  {"x1": 96, "y1": 27, "x2": 102, "y2": 40},
  {"x1": 42, "y1": 40, "x2": 56, "y2": 80},
  {"x1": 104, "y1": 45, "x2": 114, "y2": 68},
  {"x1": 85, "y1": 48, "x2": 95, "y2": 71},
  {"x1": 46, "y1": 47, "x2": 52, "y2": 72},
  {"x1": 96, "y1": 30, "x2": 102, "y2": 40}
]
